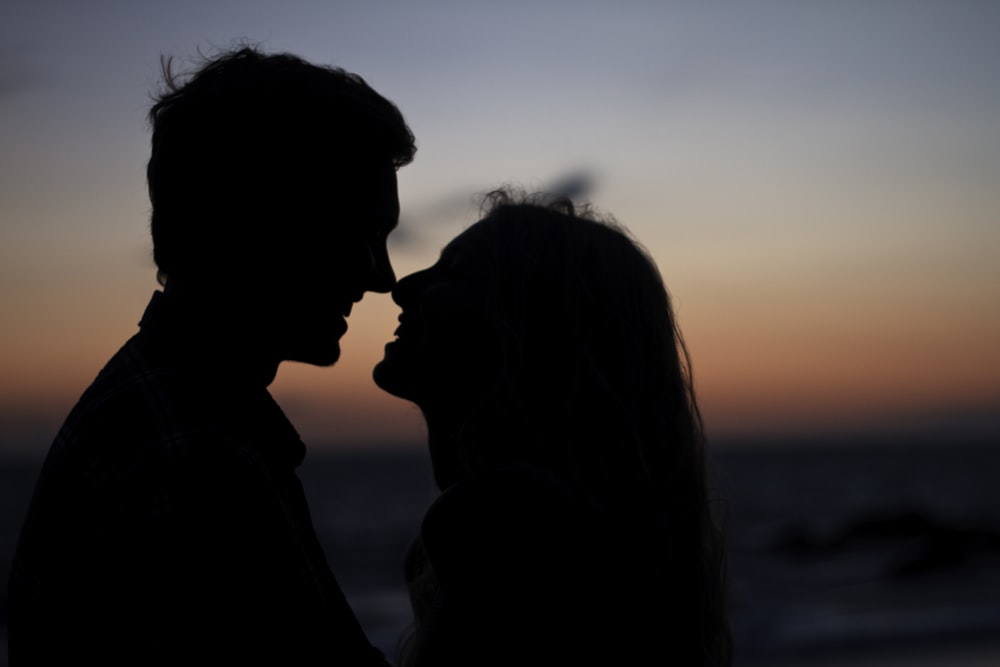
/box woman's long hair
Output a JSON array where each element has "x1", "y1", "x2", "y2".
[{"x1": 401, "y1": 189, "x2": 731, "y2": 666}]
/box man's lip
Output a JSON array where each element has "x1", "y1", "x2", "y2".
[
  {"x1": 340, "y1": 301, "x2": 358, "y2": 318},
  {"x1": 340, "y1": 294, "x2": 364, "y2": 318}
]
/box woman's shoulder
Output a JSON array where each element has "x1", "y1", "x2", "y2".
[
  {"x1": 425, "y1": 463, "x2": 581, "y2": 530},
  {"x1": 420, "y1": 462, "x2": 660, "y2": 577},
  {"x1": 420, "y1": 464, "x2": 594, "y2": 570},
  {"x1": 417, "y1": 463, "x2": 664, "y2": 657}
]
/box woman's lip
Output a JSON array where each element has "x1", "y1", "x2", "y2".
[{"x1": 395, "y1": 313, "x2": 415, "y2": 334}]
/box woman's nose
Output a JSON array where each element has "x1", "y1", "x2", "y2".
[{"x1": 391, "y1": 267, "x2": 429, "y2": 306}]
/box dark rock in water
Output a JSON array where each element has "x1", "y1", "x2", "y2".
[{"x1": 771, "y1": 508, "x2": 1000, "y2": 577}]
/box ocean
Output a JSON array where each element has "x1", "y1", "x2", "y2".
[{"x1": 2, "y1": 438, "x2": 999, "y2": 665}]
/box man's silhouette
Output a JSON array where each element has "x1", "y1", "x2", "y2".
[{"x1": 8, "y1": 47, "x2": 415, "y2": 666}]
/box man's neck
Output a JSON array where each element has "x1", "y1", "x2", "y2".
[{"x1": 152, "y1": 285, "x2": 282, "y2": 387}]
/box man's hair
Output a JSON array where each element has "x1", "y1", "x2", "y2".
[{"x1": 146, "y1": 45, "x2": 416, "y2": 285}]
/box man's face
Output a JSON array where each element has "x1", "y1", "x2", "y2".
[{"x1": 265, "y1": 163, "x2": 400, "y2": 367}]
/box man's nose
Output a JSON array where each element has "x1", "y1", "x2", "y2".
[
  {"x1": 368, "y1": 245, "x2": 396, "y2": 293},
  {"x1": 390, "y1": 266, "x2": 431, "y2": 307}
]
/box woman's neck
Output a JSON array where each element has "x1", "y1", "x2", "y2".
[{"x1": 422, "y1": 410, "x2": 466, "y2": 490}]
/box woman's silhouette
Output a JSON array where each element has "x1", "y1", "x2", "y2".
[{"x1": 375, "y1": 190, "x2": 731, "y2": 666}]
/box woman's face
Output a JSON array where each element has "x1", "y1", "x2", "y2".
[{"x1": 373, "y1": 220, "x2": 504, "y2": 409}]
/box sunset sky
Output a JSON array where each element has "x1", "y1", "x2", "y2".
[{"x1": 2, "y1": 1, "x2": 998, "y2": 453}]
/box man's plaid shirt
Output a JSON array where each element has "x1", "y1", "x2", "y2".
[{"x1": 8, "y1": 292, "x2": 389, "y2": 666}]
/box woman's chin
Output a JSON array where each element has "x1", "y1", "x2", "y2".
[{"x1": 372, "y1": 353, "x2": 414, "y2": 400}]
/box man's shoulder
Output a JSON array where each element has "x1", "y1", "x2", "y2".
[
  {"x1": 58, "y1": 334, "x2": 184, "y2": 445},
  {"x1": 48, "y1": 333, "x2": 283, "y2": 481}
]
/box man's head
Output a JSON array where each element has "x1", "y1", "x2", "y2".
[{"x1": 146, "y1": 45, "x2": 416, "y2": 366}]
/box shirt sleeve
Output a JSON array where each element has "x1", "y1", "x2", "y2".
[
  {"x1": 16, "y1": 437, "x2": 387, "y2": 667},
  {"x1": 139, "y1": 445, "x2": 387, "y2": 666}
]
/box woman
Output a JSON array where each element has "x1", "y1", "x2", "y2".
[{"x1": 375, "y1": 190, "x2": 730, "y2": 666}]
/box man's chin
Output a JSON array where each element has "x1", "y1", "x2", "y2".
[{"x1": 287, "y1": 343, "x2": 341, "y2": 368}]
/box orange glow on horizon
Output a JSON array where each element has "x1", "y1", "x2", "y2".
[{"x1": 2, "y1": 260, "x2": 999, "y2": 452}]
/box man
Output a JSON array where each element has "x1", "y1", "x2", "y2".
[{"x1": 8, "y1": 46, "x2": 415, "y2": 665}]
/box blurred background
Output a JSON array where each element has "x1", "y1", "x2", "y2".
[{"x1": 2, "y1": 1, "x2": 998, "y2": 664}]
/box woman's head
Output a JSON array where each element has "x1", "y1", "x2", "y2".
[
  {"x1": 377, "y1": 189, "x2": 730, "y2": 665},
  {"x1": 375, "y1": 190, "x2": 701, "y2": 501}
]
